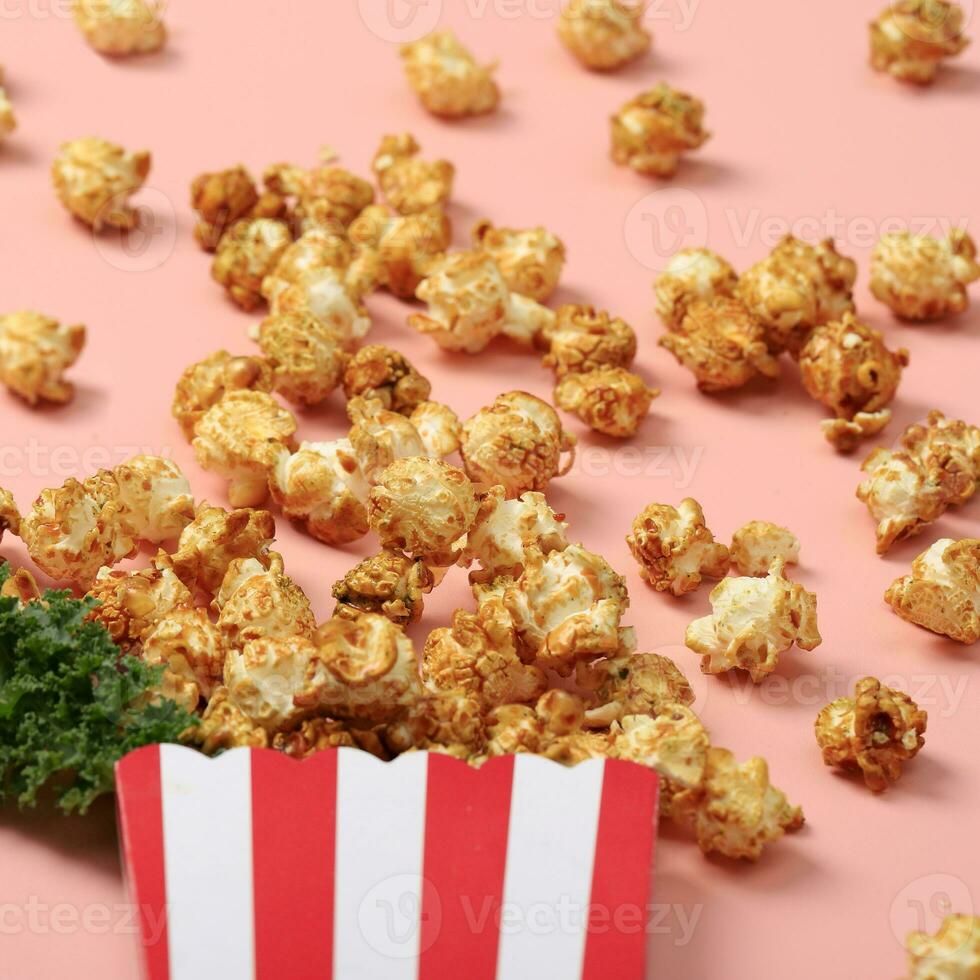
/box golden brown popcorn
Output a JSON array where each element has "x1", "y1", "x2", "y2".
[
  {"x1": 730, "y1": 521, "x2": 800, "y2": 577},
  {"x1": 461, "y1": 391, "x2": 575, "y2": 497},
  {"x1": 172, "y1": 350, "x2": 274, "y2": 441},
  {"x1": 659, "y1": 298, "x2": 780, "y2": 392},
  {"x1": 141, "y1": 608, "x2": 224, "y2": 711},
  {"x1": 906, "y1": 914, "x2": 980, "y2": 979},
  {"x1": 472, "y1": 220, "x2": 567, "y2": 303},
  {"x1": 554, "y1": 366, "x2": 658, "y2": 438},
  {"x1": 815, "y1": 677, "x2": 927, "y2": 791},
  {"x1": 821, "y1": 411, "x2": 894, "y2": 455},
  {"x1": 332, "y1": 550, "x2": 434, "y2": 626},
  {"x1": 0, "y1": 568, "x2": 42, "y2": 603},
  {"x1": 0, "y1": 83, "x2": 16, "y2": 141},
  {"x1": 408, "y1": 401, "x2": 462, "y2": 458},
  {"x1": 0, "y1": 311, "x2": 85, "y2": 406},
  {"x1": 558, "y1": 0, "x2": 652, "y2": 71},
  {"x1": 347, "y1": 396, "x2": 428, "y2": 461},
  {"x1": 686, "y1": 559, "x2": 821, "y2": 682},
  {"x1": 192, "y1": 390, "x2": 297, "y2": 508},
  {"x1": 900, "y1": 410, "x2": 980, "y2": 505},
  {"x1": 73, "y1": 0, "x2": 166, "y2": 55},
  {"x1": 190, "y1": 166, "x2": 261, "y2": 252},
  {"x1": 384, "y1": 691, "x2": 486, "y2": 759},
  {"x1": 870, "y1": 230, "x2": 980, "y2": 321},
  {"x1": 626, "y1": 498, "x2": 730, "y2": 596},
  {"x1": 372, "y1": 133, "x2": 455, "y2": 216},
  {"x1": 260, "y1": 228, "x2": 353, "y2": 305},
  {"x1": 249, "y1": 311, "x2": 347, "y2": 407},
  {"x1": 671, "y1": 746, "x2": 804, "y2": 860},
  {"x1": 263, "y1": 163, "x2": 374, "y2": 234},
  {"x1": 273, "y1": 718, "x2": 360, "y2": 759},
  {"x1": 542, "y1": 304, "x2": 637, "y2": 378},
  {"x1": 168, "y1": 504, "x2": 275, "y2": 597},
  {"x1": 610, "y1": 84, "x2": 709, "y2": 177},
  {"x1": 348, "y1": 205, "x2": 451, "y2": 299},
  {"x1": 459, "y1": 485, "x2": 569, "y2": 583},
  {"x1": 885, "y1": 537, "x2": 979, "y2": 643},
  {"x1": 368, "y1": 457, "x2": 479, "y2": 566},
  {"x1": 342, "y1": 345, "x2": 431, "y2": 415},
  {"x1": 269, "y1": 267, "x2": 372, "y2": 347},
  {"x1": 215, "y1": 552, "x2": 315, "y2": 648},
  {"x1": 112, "y1": 455, "x2": 194, "y2": 544},
  {"x1": 422, "y1": 599, "x2": 546, "y2": 708},
  {"x1": 401, "y1": 30, "x2": 500, "y2": 118},
  {"x1": 211, "y1": 218, "x2": 292, "y2": 311},
  {"x1": 0, "y1": 486, "x2": 20, "y2": 544},
  {"x1": 737, "y1": 236, "x2": 857, "y2": 356},
  {"x1": 193, "y1": 686, "x2": 269, "y2": 753},
  {"x1": 481, "y1": 691, "x2": 597, "y2": 761},
  {"x1": 51, "y1": 137, "x2": 150, "y2": 231},
  {"x1": 654, "y1": 248, "x2": 738, "y2": 329},
  {"x1": 870, "y1": 0, "x2": 969, "y2": 83}
]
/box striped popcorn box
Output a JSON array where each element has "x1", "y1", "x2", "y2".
[{"x1": 116, "y1": 744, "x2": 660, "y2": 980}]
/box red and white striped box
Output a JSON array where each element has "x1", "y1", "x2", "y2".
[{"x1": 116, "y1": 744, "x2": 660, "y2": 980}]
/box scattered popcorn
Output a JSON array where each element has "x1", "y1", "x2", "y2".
[
  {"x1": 384, "y1": 690, "x2": 485, "y2": 759},
  {"x1": 627, "y1": 498, "x2": 730, "y2": 596},
  {"x1": 172, "y1": 350, "x2": 274, "y2": 441},
  {"x1": 269, "y1": 266, "x2": 372, "y2": 347},
  {"x1": 655, "y1": 248, "x2": 738, "y2": 329},
  {"x1": 332, "y1": 550, "x2": 434, "y2": 626},
  {"x1": 870, "y1": 230, "x2": 980, "y2": 321},
  {"x1": 542, "y1": 304, "x2": 637, "y2": 378},
  {"x1": 169, "y1": 503, "x2": 275, "y2": 597},
  {"x1": 730, "y1": 521, "x2": 800, "y2": 577},
  {"x1": 816, "y1": 677, "x2": 927, "y2": 791},
  {"x1": 821, "y1": 411, "x2": 894, "y2": 455},
  {"x1": 659, "y1": 297, "x2": 781, "y2": 392},
  {"x1": 73, "y1": 0, "x2": 166, "y2": 56},
  {"x1": 264, "y1": 162, "x2": 374, "y2": 234},
  {"x1": 906, "y1": 915, "x2": 980, "y2": 980},
  {"x1": 211, "y1": 218, "x2": 292, "y2": 311},
  {"x1": 461, "y1": 391, "x2": 575, "y2": 497},
  {"x1": 558, "y1": 0, "x2": 652, "y2": 71},
  {"x1": 341, "y1": 345, "x2": 431, "y2": 415},
  {"x1": 502, "y1": 292, "x2": 558, "y2": 348},
  {"x1": 193, "y1": 685, "x2": 269, "y2": 752},
  {"x1": 372, "y1": 133, "x2": 454, "y2": 215},
  {"x1": 482, "y1": 691, "x2": 598, "y2": 761},
  {"x1": 260, "y1": 228, "x2": 352, "y2": 306},
  {"x1": 190, "y1": 165, "x2": 287, "y2": 252},
  {"x1": 737, "y1": 236, "x2": 857, "y2": 356},
  {"x1": 472, "y1": 220, "x2": 567, "y2": 302},
  {"x1": 0, "y1": 311, "x2": 85, "y2": 406},
  {"x1": 141, "y1": 608, "x2": 224, "y2": 711},
  {"x1": 368, "y1": 457, "x2": 479, "y2": 566},
  {"x1": 51, "y1": 136, "x2": 150, "y2": 231},
  {"x1": 686, "y1": 559, "x2": 821, "y2": 682},
  {"x1": 0, "y1": 567, "x2": 41, "y2": 603},
  {"x1": 273, "y1": 718, "x2": 362, "y2": 759},
  {"x1": 192, "y1": 390, "x2": 297, "y2": 507},
  {"x1": 348, "y1": 397, "x2": 428, "y2": 461},
  {"x1": 885, "y1": 537, "x2": 979, "y2": 643},
  {"x1": 799, "y1": 313, "x2": 909, "y2": 450},
  {"x1": 0, "y1": 486, "x2": 20, "y2": 544},
  {"x1": 249, "y1": 311, "x2": 347, "y2": 406},
  {"x1": 554, "y1": 366, "x2": 658, "y2": 437},
  {"x1": 0, "y1": 83, "x2": 16, "y2": 140},
  {"x1": 671, "y1": 746, "x2": 804, "y2": 860},
  {"x1": 870, "y1": 0, "x2": 969, "y2": 83},
  {"x1": 610, "y1": 84, "x2": 710, "y2": 177},
  {"x1": 408, "y1": 401, "x2": 463, "y2": 458},
  {"x1": 401, "y1": 30, "x2": 500, "y2": 118},
  {"x1": 112, "y1": 455, "x2": 194, "y2": 543},
  {"x1": 900, "y1": 410, "x2": 980, "y2": 505}
]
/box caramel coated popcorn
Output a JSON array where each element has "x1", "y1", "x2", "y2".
[
  {"x1": 671, "y1": 747, "x2": 804, "y2": 860},
  {"x1": 0, "y1": 83, "x2": 16, "y2": 141},
  {"x1": 112, "y1": 455, "x2": 194, "y2": 543},
  {"x1": 686, "y1": 559, "x2": 821, "y2": 681},
  {"x1": 906, "y1": 915, "x2": 980, "y2": 979},
  {"x1": 0, "y1": 311, "x2": 85, "y2": 406},
  {"x1": 654, "y1": 248, "x2": 738, "y2": 329},
  {"x1": 401, "y1": 30, "x2": 500, "y2": 118},
  {"x1": 815, "y1": 677, "x2": 927, "y2": 791},
  {"x1": 659, "y1": 298, "x2": 781, "y2": 392},
  {"x1": 211, "y1": 218, "x2": 292, "y2": 311},
  {"x1": 885, "y1": 537, "x2": 979, "y2": 643},
  {"x1": 342, "y1": 345, "x2": 431, "y2": 414},
  {"x1": 461, "y1": 391, "x2": 575, "y2": 497},
  {"x1": 870, "y1": 0, "x2": 969, "y2": 83},
  {"x1": 73, "y1": 0, "x2": 166, "y2": 56},
  {"x1": 610, "y1": 84, "x2": 710, "y2": 177},
  {"x1": 194, "y1": 686, "x2": 269, "y2": 753},
  {"x1": 192, "y1": 390, "x2": 297, "y2": 507},
  {"x1": 870, "y1": 230, "x2": 980, "y2": 321},
  {"x1": 51, "y1": 137, "x2": 150, "y2": 230},
  {"x1": 558, "y1": 0, "x2": 652, "y2": 71},
  {"x1": 472, "y1": 220, "x2": 567, "y2": 302},
  {"x1": 554, "y1": 366, "x2": 658, "y2": 437},
  {"x1": 579, "y1": 651, "x2": 695, "y2": 727},
  {"x1": 269, "y1": 267, "x2": 372, "y2": 347},
  {"x1": 627, "y1": 498, "x2": 730, "y2": 596},
  {"x1": 332, "y1": 550, "x2": 434, "y2": 626},
  {"x1": 142, "y1": 608, "x2": 224, "y2": 711},
  {"x1": 372, "y1": 133, "x2": 454, "y2": 215},
  {"x1": 901, "y1": 410, "x2": 980, "y2": 505},
  {"x1": 0, "y1": 486, "x2": 20, "y2": 544},
  {"x1": 737, "y1": 236, "x2": 857, "y2": 356},
  {"x1": 730, "y1": 521, "x2": 800, "y2": 577},
  {"x1": 264, "y1": 162, "x2": 374, "y2": 234},
  {"x1": 260, "y1": 228, "x2": 352, "y2": 305},
  {"x1": 542, "y1": 304, "x2": 637, "y2": 378},
  {"x1": 191, "y1": 166, "x2": 268, "y2": 252}
]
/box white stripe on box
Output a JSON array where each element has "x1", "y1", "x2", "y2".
[
  {"x1": 333, "y1": 749, "x2": 429, "y2": 980},
  {"x1": 495, "y1": 755, "x2": 605, "y2": 980},
  {"x1": 159, "y1": 744, "x2": 255, "y2": 980}
]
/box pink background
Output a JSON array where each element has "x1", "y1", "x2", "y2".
[{"x1": 1, "y1": 1, "x2": 978, "y2": 977}]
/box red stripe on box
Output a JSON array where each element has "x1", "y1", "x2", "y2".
[
  {"x1": 251, "y1": 750, "x2": 338, "y2": 980},
  {"x1": 581, "y1": 761, "x2": 660, "y2": 980},
  {"x1": 115, "y1": 744, "x2": 170, "y2": 980},
  {"x1": 418, "y1": 754, "x2": 515, "y2": 980}
]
